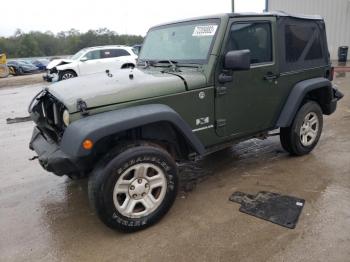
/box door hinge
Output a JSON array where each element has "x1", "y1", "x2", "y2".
[
  {"x1": 215, "y1": 86, "x2": 227, "y2": 96},
  {"x1": 216, "y1": 119, "x2": 227, "y2": 127}
]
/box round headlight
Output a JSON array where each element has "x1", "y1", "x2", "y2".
[{"x1": 62, "y1": 110, "x2": 70, "y2": 126}]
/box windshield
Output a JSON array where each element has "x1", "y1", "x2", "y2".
[
  {"x1": 71, "y1": 49, "x2": 86, "y2": 60},
  {"x1": 139, "y1": 19, "x2": 220, "y2": 64}
]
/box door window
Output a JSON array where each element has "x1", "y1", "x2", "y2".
[
  {"x1": 112, "y1": 49, "x2": 131, "y2": 57},
  {"x1": 227, "y1": 22, "x2": 272, "y2": 64},
  {"x1": 101, "y1": 50, "x2": 113, "y2": 59},
  {"x1": 85, "y1": 50, "x2": 101, "y2": 60},
  {"x1": 101, "y1": 49, "x2": 131, "y2": 58}
]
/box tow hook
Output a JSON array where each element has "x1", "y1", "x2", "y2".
[
  {"x1": 77, "y1": 98, "x2": 89, "y2": 116},
  {"x1": 29, "y1": 156, "x2": 38, "y2": 161}
]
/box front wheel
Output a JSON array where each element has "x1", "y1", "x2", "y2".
[
  {"x1": 280, "y1": 101, "x2": 323, "y2": 156},
  {"x1": 59, "y1": 70, "x2": 77, "y2": 80},
  {"x1": 18, "y1": 67, "x2": 24, "y2": 75},
  {"x1": 88, "y1": 143, "x2": 178, "y2": 232}
]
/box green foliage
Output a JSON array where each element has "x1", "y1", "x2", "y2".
[{"x1": 0, "y1": 28, "x2": 144, "y2": 58}]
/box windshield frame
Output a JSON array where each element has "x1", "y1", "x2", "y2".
[
  {"x1": 71, "y1": 49, "x2": 87, "y2": 61},
  {"x1": 139, "y1": 18, "x2": 221, "y2": 65}
]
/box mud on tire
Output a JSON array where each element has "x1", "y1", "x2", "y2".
[{"x1": 88, "y1": 142, "x2": 178, "y2": 232}]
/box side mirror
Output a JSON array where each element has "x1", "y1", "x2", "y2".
[
  {"x1": 224, "y1": 50, "x2": 251, "y2": 71},
  {"x1": 80, "y1": 57, "x2": 88, "y2": 62}
]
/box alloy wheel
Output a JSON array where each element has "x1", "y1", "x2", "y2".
[
  {"x1": 300, "y1": 112, "x2": 319, "y2": 146},
  {"x1": 113, "y1": 163, "x2": 167, "y2": 218}
]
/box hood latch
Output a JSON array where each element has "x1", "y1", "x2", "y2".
[{"x1": 77, "y1": 98, "x2": 89, "y2": 116}]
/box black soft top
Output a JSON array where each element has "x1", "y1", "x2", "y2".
[{"x1": 229, "y1": 11, "x2": 324, "y2": 21}]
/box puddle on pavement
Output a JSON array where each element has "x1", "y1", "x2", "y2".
[{"x1": 179, "y1": 138, "x2": 286, "y2": 193}]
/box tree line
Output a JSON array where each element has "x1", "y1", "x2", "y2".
[{"x1": 0, "y1": 28, "x2": 144, "y2": 58}]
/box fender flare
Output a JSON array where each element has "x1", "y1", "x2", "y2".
[
  {"x1": 60, "y1": 104, "x2": 205, "y2": 157},
  {"x1": 276, "y1": 77, "x2": 333, "y2": 127}
]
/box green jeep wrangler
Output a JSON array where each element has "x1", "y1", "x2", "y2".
[{"x1": 29, "y1": 12, "x2": 343, "y2": 232}]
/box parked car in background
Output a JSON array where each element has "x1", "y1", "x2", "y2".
[
  {"x1": 44, "y1": 45, "x2": 138, "y2": 82},
  {"x1": 132, "y1": 44, "x2": 142, "y2": 55},
  {"x1": 31, "y1": 59, "x2": 49, "y2": 71},
  {"x1": 7, "y1": 60, "x2": 38, "y2": 75},
  {"x1": 0, "y1": 49, "x2": 9, "y2": 78}
]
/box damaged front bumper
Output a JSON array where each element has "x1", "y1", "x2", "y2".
[
  {"x1": 29, "y1": 127, "x2": 85, "y2": 176},
  {"x1": 43, "y1": 69, "x2": 59, "y2": 82}
]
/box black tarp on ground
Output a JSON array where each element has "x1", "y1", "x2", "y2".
[{"x1": 229, "y1": 191, "x2": 305, "y2": 229}]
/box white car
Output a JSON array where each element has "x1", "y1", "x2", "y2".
[{"x1": 44, "y1": 45, "x2": 137, "y2": 82}]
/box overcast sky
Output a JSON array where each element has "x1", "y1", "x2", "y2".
[{"x1": 0, "y1": 0, "x2": 265, "y2": 37}]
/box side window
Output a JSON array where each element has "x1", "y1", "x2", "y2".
[
  {"x1": 227, "y1": 22, "x2": 272, "y2": 64},
  {"x1": 85, "y1": 50, "x2": 101, "y2": 60},
  {"x1": 112, "y1": 49, "x2": 131, "y2": 57},
  {"x1": 285, "y1": 25, "x2": 323, "y2": 62},
  {"x1": 101, "y1": 49, "x2": 130, "y2": 58},
  {"x1": 101, "y1": 49, "x2": 113, "y2": 59}
]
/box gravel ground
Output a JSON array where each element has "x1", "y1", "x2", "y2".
[{"x1": 0, "y1": 73, "x2": 46, "y2": 89}]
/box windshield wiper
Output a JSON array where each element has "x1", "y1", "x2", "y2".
[
  {"x1": 138, "y1": 59, "x2": 201, "y2": 70},
  {"x1": 137, "y1": 59, "x2": 155, "y2": 68},
  {"x1": 155, "y1": 60, "x2": 179, "y2": 72}
]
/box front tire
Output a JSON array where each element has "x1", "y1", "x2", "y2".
[
  {"x1": 280, "y1": 101, "x2": 323, "y2": 156},
  {"x1": 59, "y1": 70, "x2": 77, "y2": 80},
  {"x1": 18, "y1": 67, "x2": 24, "y2": 75},
  {"x1": 88, "y1": 143, "x2": 178, "y2": 232}
]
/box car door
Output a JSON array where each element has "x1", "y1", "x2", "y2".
[
  {"x1": 78, "y1": 50, "x2": 103, "y2": 75},
  {"x1": 215, "y1": 17, "x2": 281, "y2": 138},
  {"x1": 111, "y1": 49, "x2": 133, "y2": 69},
  {"x1": 99, "y1": 49, "x2": 116, "y2": 69}
]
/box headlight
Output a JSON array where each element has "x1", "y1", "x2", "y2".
[{"x1": 62, "y1": 110, "x2": 70, "y2": 126}]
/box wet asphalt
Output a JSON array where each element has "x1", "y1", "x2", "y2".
[{"x1": 0, "y1": 73, "x2": 349, "y2": 262}]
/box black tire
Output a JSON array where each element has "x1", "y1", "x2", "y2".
[
  {"x1": 18, "y1": 67, "x2": 24, "y2": 75},
  {"x1": 280, "y1": 101, "x2": 323, "y2": 156},
  {"x1": 88, "y1": 142, "x2": 178, "y2": 232},
  {"x1": 59, "y1": 70, "x2": 77, "y2": 80}
]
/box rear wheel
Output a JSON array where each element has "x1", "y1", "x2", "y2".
[
  {"x1": 88, "y1": 143, "x2": 178, "y2": 232},
  {"x1": 121, "y1": 63, "x2": 135, "y2": 69},
  {"x1": 59, "y1": 70, "x2": 77, "y2": 80},
  {"x1": 0, "y1": 65, "x2": 9, "y2": 78},
  {"x1": 280, "y1": 101, "x2": 323, "y2": 156}
]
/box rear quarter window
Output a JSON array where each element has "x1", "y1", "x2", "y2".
[
  {"x1": 277, "y1": 18, "x2": 328, "y2": 73},
  {"x1": 285, "y1": 25, "x2": 323, "y2": 62}
]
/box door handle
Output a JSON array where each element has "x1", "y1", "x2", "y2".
[
  {"x1": 218, "y1": 73, "x2": 233, "y2": 83},
  {"x1": 264, "y1": 72, "x2": 279, "y2": 81}
]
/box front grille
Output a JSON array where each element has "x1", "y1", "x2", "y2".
[{"x1": 31, "y1": 91, "x2": 66, "y2": 141}]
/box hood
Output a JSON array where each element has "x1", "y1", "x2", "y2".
[
  {"x1": 47, "y1": 58, "x2": 74, "y2": 70},
  {"x1": 47, "y1": 68, "x2": 199, "y2": 113}
]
